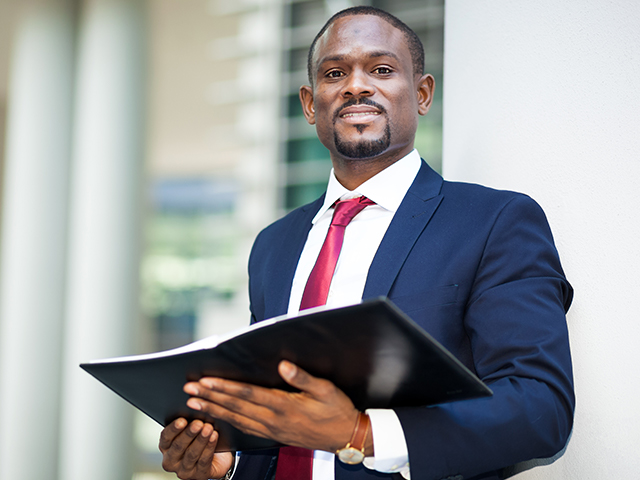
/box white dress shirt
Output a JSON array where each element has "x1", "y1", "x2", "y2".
[{"x1": 286, "y1": 149, "x2": 422, "y2": 480}]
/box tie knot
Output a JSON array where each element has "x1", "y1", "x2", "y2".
[{"x1": 331, "y1": 196, "x2": 375, "y2": 227}]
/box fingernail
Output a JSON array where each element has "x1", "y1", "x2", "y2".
[
  {"x1": 200, "y1": 378, "x2": 219, "y2": 389},
  {"x1": 209, "y1": 431, "x2": 218, "y2": 443},
  {"x1": 175, "y1": 418, "x2": 187, "y2": 429},
  {"x1": 279, "y1": 360, "x2": 296, "y2": 380},
  {"x1": 187, "y1": 398, "x2": 202, "y2": 411},
  {"x1": 184, "y1": 384, "x2": 199, "y2": 395}
]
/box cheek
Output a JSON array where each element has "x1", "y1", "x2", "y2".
[
  {"x1": 313, "y1": 97, "x2": 333, "y2": 123},
  {"x1": 312, "y1": 109, "x2": 335, "y2": 148},
  {"x1": 312, "y1": 99, "x2": 337, "y2": 133},
  {"x1": 391, "y1": 92, "x2": 419, "y2": 126}
]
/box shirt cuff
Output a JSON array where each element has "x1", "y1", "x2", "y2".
[{"x1": 362, "y1": 409, "x2": 410, "y2": 478}]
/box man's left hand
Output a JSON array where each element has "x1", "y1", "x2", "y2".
[{"x1": 183, "y1": 360, "x2": 363, "y2": 453}]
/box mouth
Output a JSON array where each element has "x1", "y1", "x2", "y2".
[
  {"x1": 341, "y1": 109, "x2": 381, "y2": 118},
  {"x1": 338, "y1": 105, "x2": 382, "y2": 124},
  {"x1": 334, "y1": 99, "x2": 386, "y2": 124}
]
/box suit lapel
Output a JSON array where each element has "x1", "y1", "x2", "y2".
[
  {"x1": 262, "y1": 195, "x2": 324, "y2": 318},
  {"x1": 363, "y1": 161, "x2": 444, "y2": 300},
  {"x1": 262, "y1": 161, "x2": 444, "y2": 316}
]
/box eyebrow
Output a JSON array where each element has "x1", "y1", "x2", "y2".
[
  {"x1": 369, "y1": 50, "x2": 401, "y2": 62},
  {"x1": 316, "y1": 50, "x2": 401, "y2": 71}
]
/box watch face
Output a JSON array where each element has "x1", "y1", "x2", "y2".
[{"x1": 337, "y1": 447, "x2": 365, "y2": 465}]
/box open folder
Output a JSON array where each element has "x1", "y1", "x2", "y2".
[{"x1": 81, "y1": 297, "x2": 492, "y2": 452}]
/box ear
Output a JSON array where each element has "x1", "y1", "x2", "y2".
[
  {"x1": 416, "y1": 74, "x2": 435, "y2": 116},
  {"x1": 299, "y1": 85, "x2": 316, "y2": 125}
]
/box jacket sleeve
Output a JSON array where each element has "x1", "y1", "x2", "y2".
[{"x1": 394, "y1": 194, "x2": 574, "y2": 480}]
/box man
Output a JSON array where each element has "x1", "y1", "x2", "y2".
[{"x1": 159, "y1": 7, "x2": 574, "y2": 480}]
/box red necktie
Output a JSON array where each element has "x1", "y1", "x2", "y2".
[
  {"x1": 275, "y1": 196, "x2": 374, "y2": 480},
  {"x1": 300, "y1": 196, "x2": 375, "y2": 310}
]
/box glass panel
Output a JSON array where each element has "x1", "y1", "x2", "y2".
[
  {"x1": 285, "y1": 182, "x2": 327, "y2": 210},
  {"x1": 286, "y1": 137, "x2": 329, "y2": 164}
]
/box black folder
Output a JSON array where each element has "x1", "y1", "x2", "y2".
[{"x1": 81, "y1": 298, "x2": 492, "y2": 452}]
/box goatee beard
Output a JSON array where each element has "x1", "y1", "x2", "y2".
[{"x1": 334, "y1": 122, "x2": 391, "y2": 159}]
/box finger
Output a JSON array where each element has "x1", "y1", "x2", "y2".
[
  {"x1": 188, "y1": 378, "x2": 269, "y2": 402},
  {"x1": 185, "y1": 382, "x2": 279, "y2": 440},
  {"x1": 278, "y1": 360, "x2": 336, "y2": 399},
  {"x1": 194, "y1": 429, "x2": 219, "y2": 477},
  {"x1": 187, "y1": 379, "x2": 286, "y2": 413},
  {"x1": 159, "y1": 417, "x2": 188, "y2": 451},
  {"x1": 166, "y1": 419, "x2": 205, "y2": 459},
  {"x1": 186, "y1": 393, "x2": 275, "y2": 439},
  {"x1": 180, "y1": 422, "x2": 215, "y2": 472}
]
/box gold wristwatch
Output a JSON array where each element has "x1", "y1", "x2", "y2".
[{"x1": 336, "y1": 412, "x2": 370, "y2": 465}]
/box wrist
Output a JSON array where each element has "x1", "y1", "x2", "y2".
[
  {"x1": 336, "y1": 412, "x2": 371, "y2": 464},
  {"x1": 214, "y1": 454, "x2": 235, "y2": 480}
]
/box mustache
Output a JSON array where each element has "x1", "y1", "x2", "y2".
[{"x1": 333, "y1": 98, "x2": 386, "y2": 121}]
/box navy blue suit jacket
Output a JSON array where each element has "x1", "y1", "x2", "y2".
[{"x1": 235, "y1": 161, "x2": 574, "y2": 480}]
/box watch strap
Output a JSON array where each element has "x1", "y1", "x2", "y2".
[
  {"x1": 336, "y1": 412, "x2": 370, "y2": 464},
  {"x1": 349, "y1": 412, "x2": 370, "y2": 453}
]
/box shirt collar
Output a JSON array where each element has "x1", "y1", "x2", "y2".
[{"x1": 312, "y1": 149, "x2": 423, "y2": 224}]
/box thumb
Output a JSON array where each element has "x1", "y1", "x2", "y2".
[
  {"x1": 278, "y1": 360, "x2": 302, "y2": 384},
  {"x1": 278, "y1": 360, "x2": 324, "y2": 394}
]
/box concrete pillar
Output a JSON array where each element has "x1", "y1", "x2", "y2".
[
  {"x1": 58, "y1": 1, "x2": 145, "y2": 479},
  {"x1": 442, "y1": 1, "x2": 640, "y2": 479},
  {"x1": 0, "y1": 1, "x2": 76, "y2": 478},
  {"x1": 218, "y1": 1, "x2": 284, "y2": 334},
  {"x1": 232, "y1": 1, "x2": 282, "y2": 234}
]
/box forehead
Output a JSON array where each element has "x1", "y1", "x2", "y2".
[{"x1": 313, "y1": 15, "x2": 410, "y2": 66}]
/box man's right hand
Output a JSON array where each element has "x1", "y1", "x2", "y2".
[{"x1": 159, "y1": 418, "x2": 234, "y2": 480}]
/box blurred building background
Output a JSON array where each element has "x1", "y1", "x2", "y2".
[
  {"x1": 0, "y1": 1, "x2": 443, "y2": 479},
  {"x1": 5, "y1": 2, "x2": 637, "y2": 480}
]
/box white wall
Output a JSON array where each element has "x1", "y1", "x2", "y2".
[{"x1": 442, "y1": 1, "x2": 640, "y2": 478}]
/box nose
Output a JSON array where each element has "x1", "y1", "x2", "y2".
[{"x1": 342, "y1": 69, "x2": 373, "y2": 98}]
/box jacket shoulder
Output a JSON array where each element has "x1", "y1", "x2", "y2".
[
  {"x1": 442, "y1": 179, "x2": 531, "y2": 203},
  {"x1": 439, "y1": 179, "x2": 549, "y2": 218}
]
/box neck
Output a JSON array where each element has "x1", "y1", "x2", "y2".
[{"x1": 331, "y1": 147, "x2": 413, "y2": 191}]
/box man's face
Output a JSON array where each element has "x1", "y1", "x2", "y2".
[{"x1": 300, "y1": 15, "x2": 433, "y2": 163}]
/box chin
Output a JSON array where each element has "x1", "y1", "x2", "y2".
[{"x1": 334, "y1": 124, "x2": 391, "y2": 160}]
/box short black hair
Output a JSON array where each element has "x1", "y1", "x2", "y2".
[{"x1": 307, "y1": 6, "x2": 425, "y2": 84}]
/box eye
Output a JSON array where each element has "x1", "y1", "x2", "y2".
[
  {"x1": 373, "y1": 66, "x2": 393, "y2": 75},
  {"x1": 325, "y1": 69, "x2": 344, "y2": 78}
]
